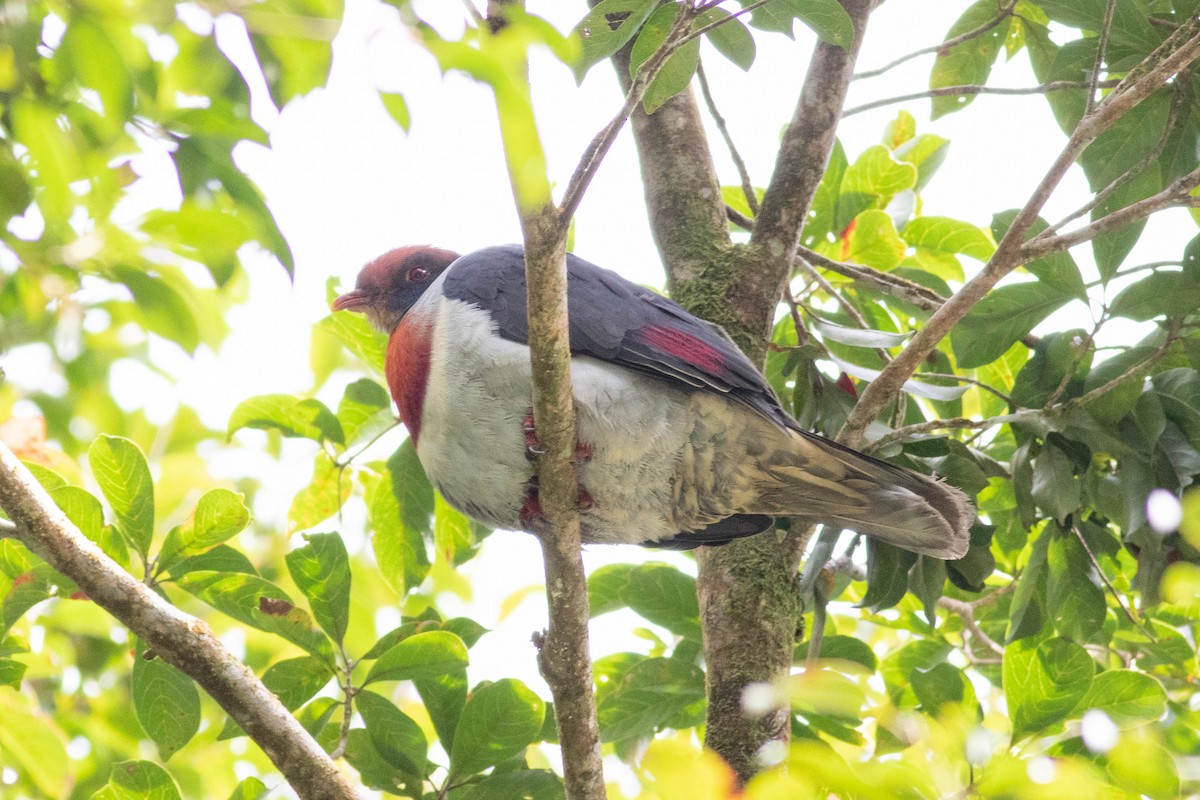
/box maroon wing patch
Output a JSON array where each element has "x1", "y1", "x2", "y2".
[{"x1": 638, "y1": 324, "x2": 727, "y2": 374}]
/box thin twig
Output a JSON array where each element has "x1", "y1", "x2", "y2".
[
  {"x1": 839, "y1": 23, "x2": 1200, "y2": 449},
  {"x1": 680, "y1": 0, "x2": 778, "y2": 46},
  {"x1": 853, "y1": 0, "x2": 1017, "y2": 80},
  {"x1": 698, "y1": 61, "x2": 758, "y2": 215},
  {"x1": 726, "y1": 204, "x2": 755, "y2": 230},
  {"x1": 1044, "y1": 312, "x2": 1102, "y2": 408},
  {"x1": 795, "y1": 255, "x2": 892, "y2": 364},
  {"x1": 866, "y1": 327, "x2": 1178, "y2": 452},
  {"x1": 911, "y1": 372, "x2": 1016, "y2": 406},
  {"x1": 843, "y1": 79, "x2": 1121, "y2": 117},
  {"x1": 1023, "y1": 165, "x2": 1200, "y2": 260},
  {"x1": 1083, "y1": 260, "x2": 1181, "y2": 288},
  {"x1": 557, "y1": 5, "x2": 698, "y2": 227},
  {"x1": 1071, "y1": 524, "x2": 1157, "y2": 640},
  {"x1": 1086, "y1": 0, "x2": 1118, "y2": 115},
  {"x1": 795, "y1": 244, "x2": 946, "y2": 312},
  {"x1": 0, "y1": 517, "x2": 15, "y2": 537},
  {"x1": 938, "y1": 596, "x2": 1005, "y2": 657},
  {"x1": 1044, "y1": 82, "x2": 1187, "y2": 237}
]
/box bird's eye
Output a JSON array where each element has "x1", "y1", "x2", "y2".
[{"x1": 407, "y1": 266, "x2": 428, "y2": 282}]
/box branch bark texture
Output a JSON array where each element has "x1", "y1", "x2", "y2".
[{"x1": 0, "y1": 443, "x2": 359, "y2": 800}]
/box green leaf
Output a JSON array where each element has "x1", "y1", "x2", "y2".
[
  {"x1": 227, "y1": 778, "x2": 270, "y2": 800},
  {"x1": 1091, "y1": 166, "x2": 1161, "y2": 281},
  {"x1": 177, "y1": 571, "x2": 333, "y2": 659},
  {"x1": 910, "y1": 662, "x2": 976, "y2": 715},
  {"x1": 367, "y1": 441, "x2": 433, "y2": 595},
  {"x1": 159, "y1": 488, "x2": 251, "y2": 567},
  {"x1": 343, "y1": 728, "x2": 422, "y2": 795},
  {"x1": 88, "y1": 435, "x2": 155, "y2": 557},
  {"x1": 1110, "y1": 271, "x2": 1200, "y2": 321},
  {"x1": 930, "y1": 0, "x2": 1012, "y2": 118},
  {"x1": 222, "y1": 654, "x2": 334, "y2": 741},
  {"x1": 366, "y1": 630, "x2": 469, "y2": 685},
  {"x1": 861, "y1": 540, "x2": 918, "y2": 610},
  {"x1": 416, "y1": 669, "x2": 468, "y2": 753},
  {"x1": 843, "y1": 209, "x2": 906, "y2": 270},
  {"x1": 744, "y1": 0, "x2": 798, "y2": 37},
  {"x1": 227, "y1": 394, "x2": 344, "y2": 445},
  {"x1": 619, "y1": 563, "x2": 700, "y2": 640},
  {"x1": 449, "y1": 679, "x2": 546, "y2": 777},
  {"x1": 285, "y1": 532, "x2": 351, "y2": 645},
  {"x1": 1083, "y1": 346, "x2": 1156, "y2": 424},
  {"x1": 0, "y1": 688, "x2": 68, "y2": 797},
  {"x1": 597, "y1": 656, "x2": 705, "y2": 744},
  {"x1": 697, "y1": 8, "x2": 755, "y2": 70},
  {"x1": 316, "y1": 307, "x2": 388, "y2": 376},
  {"x1": 336, "y1": 378, "x2": 393, "y2": 445},
  {"x1": 992, "y1": 211, "x2": 1086, "y2": 299},
  {"x1": 903, "y1": 216, "x2": 995, "y2": 263},
  {"x1": 288, "y1": 453, "x2": 352, "y2": 535},
  {"x1": 1031, "y1": 446, "x2": 1081, "y2": 524},
  {"x1": 950, "y1": 282, "x2": 1074, "y2": 369},
  {"x1": 0, "y1": 657, "x2": 27, "y2": 688},
  {"x1": 1080, "y1": 91, "x2": 1170, "y2": 190},
  {"x1": 837, "y1": 146, "x2": 917, "y2": 229},
  {"x1": 571, "y1": 0, "x2": 658, "y2": 82},
  {"x1": 380, "y1": 92, "x2": 410, "y2": 132},
  {"x1": 109, "y1": 266, "x2": 201, "y2": 354},
  {"x1": 1107, "y1": 738, "x2": 1179, "y2": 800},
  {"x1": 895, "y1": 134, "x2": 950, "y2": 192},
  {"x1": 1045, "y1": 524, "x2": 1105, "y2": 645},
  {"x1": 630, "y1": 4, "x2": 701, "y2": 114},
  {"x1": 93, "y1": 760, "x2": 183, "y2": 800},
  {"x1": 357, "y1": 690, "x2": 428, "y2": 777},
  {"x1": 434, "y1": 492, "x2": 475, "y2": 565},
  {"x1": 1003, "y1": 637, "x2": 1094, "y2": 741},
  {"x1": 246, "y1": 0, "x2": 342, "y2": 107},
  {"x1": 458, "y1": 770, "x2": 565, "y2": 800},
  {"x1": 794, "y1": 634, "x2": 878, "y2": 672},
  {"x1": 588, "y1": 563, "x2": 636, "y2": 616},
  {"x1": 132, "y1": 640, "x2": 201, "y2": 761},
  {"x1": 787, "y1": 0, "x2": 854, "y2": 48},
  {"x1": 1077, "y1": 670, "x2": 1167, "y2": 723},
  {"x1": 51, "y1": 485, "x2": 128, "y2": 568},
  {"x1": 165, "y1": 545, "x2": 257, "y2": 580}
]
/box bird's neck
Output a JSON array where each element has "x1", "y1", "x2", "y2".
[{"x1": 386, "y1": 311, "x2": 434, "y2": 444}]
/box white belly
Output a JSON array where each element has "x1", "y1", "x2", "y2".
[{"x1": 413, "y1": 295, "x2": 692, "y2": 544}]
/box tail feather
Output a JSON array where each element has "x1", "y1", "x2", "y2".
[{"x1": 769, "y1": 429, "x2": 974, "y2": 560}]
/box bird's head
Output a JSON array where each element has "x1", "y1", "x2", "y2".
[{"x1": 332, "y1": 246, "x2": 461, "y2": 332}]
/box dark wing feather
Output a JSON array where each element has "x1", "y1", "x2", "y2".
[{"x1": 442, "y1": 245, "x2": 791, "y2": 427}]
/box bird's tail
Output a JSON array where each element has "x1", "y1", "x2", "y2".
[{"x1": 758, "y1": 427, "x2": 974, "y2": 560}]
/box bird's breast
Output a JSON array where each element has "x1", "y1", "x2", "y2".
[{"x1": 386, "y1": 308, "x2": 435, "y2": 443}]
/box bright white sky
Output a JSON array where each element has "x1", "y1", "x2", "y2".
[{"x1": 19, "y1": 0, "x2": 1196, "y2": 758}]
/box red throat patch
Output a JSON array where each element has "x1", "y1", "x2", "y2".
[{"x1": 386, "y1": 310, "x2": 434, "y2": 444}]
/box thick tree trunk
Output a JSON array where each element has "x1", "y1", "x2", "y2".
[{"x1": 605, "y1": 0, "x2": 873, "y2": 782}]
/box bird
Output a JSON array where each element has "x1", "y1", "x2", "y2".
[{"x1": 332, "y1": 244, "x2": 973, "y2": 559}]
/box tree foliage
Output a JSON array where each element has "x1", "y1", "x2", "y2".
[{"x1": 1, "y1": 1, "x2": 1199, "y2": 798}]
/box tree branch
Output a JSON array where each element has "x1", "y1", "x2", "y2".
[
  {"x1": 842, "y1": 79, "x2": 1122, "y2": 118},
  {"x1": 838, "y1": 21, "x2": 1200, "y2": 448},
  {"x1": 795, "y1": 244, "x2": 946, "y2": 312},
  {"x1": 1022, "y1": 165, "x2": 1200, "y2": 260},
  {"x1": 698, "y1": 61, "x2": 758, "y2": 215},
  {"x1": 1085, "y1": 0, "x2": 1118, "y2": 115},
  {"x1": 0, "y1": 443, "x2": 359, "y2": 800},
  {"x1": 853, "y1": 0, "x2": 1017, "y2": 80},
  {"x1": 558, "y1": 4, "x2": 699, "y2": 227}
]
